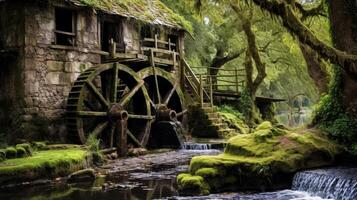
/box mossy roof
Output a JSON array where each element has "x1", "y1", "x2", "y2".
[{"x1": 68, "y1": 0, "x2": 191, "y2": 31}]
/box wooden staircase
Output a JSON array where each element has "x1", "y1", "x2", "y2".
[
  {"x1": 183, "y1": 59, "x2": 236, "y2": 137},
  {"x1": 201, "y1": 103, "x2": 235, "y2": 137}
]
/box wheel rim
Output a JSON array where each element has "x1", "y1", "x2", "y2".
[{"x1": 66, "y1": 63, "x2": 152, "y2": 149}]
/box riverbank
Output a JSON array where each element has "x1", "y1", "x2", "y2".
[{"x1": 0, "y1": 144, "x2": 92, "y2": 186}]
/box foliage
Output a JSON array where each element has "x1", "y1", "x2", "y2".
[
  {"x1": 85, "y1": 135, "x2": 103, "y2": 165},
  {"x1": 217, "y1": 105, "x2": 249, "y2": 134},
  {"x1": 313, "y1": 66, "x2": 357, "y2": 151}
]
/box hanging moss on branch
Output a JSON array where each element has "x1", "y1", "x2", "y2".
[{"x1": 250, "y1": 0, "x2": 357, "y2": 76}]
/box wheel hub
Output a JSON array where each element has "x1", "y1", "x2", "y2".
[
  {"x1": 155, "y1": 105, "x2": 177, "y2": 121},
  {"x1": 107, "y1": 104, "x2": 129, "y2": 123}
]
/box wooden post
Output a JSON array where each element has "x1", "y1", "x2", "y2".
[
  {"x1": 155, "y1": 34, "x2": 158, "y2": 49},
  {"x1": 235, "y1": 68, "x2": 239, "y2": 94},
  {"x1": 209, "y1": 76, "x2": 213, "y2": 107},
  {"x1": 109, "y1": 38, "x2": 116, "y2": 58},
  {"x1": 199, "y1": 74, "x2": 203, "y2": 107},
  {"x1": 116, "y1": 119, "x2": 128, "y2": 157},
  {"x1": 168, "y1": 38, "x2": 171, "y2": 51}
]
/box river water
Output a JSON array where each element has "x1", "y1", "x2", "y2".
[{"x1": 0, "y1": 147, "x2": 356, "y2": 200}]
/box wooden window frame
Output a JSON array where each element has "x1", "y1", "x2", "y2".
[{"x1": 54, "y1": 7, "x2": 77, "y2": 46}]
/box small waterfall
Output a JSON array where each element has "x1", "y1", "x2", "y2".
[
  {"x1": 181, "y1": 142, "x2": 212, "y2": 150},
  {"x1": 292, "y1": 168, "x2": 357, "y2": 200}
]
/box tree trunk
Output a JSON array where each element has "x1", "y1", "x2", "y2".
[
  {"x1": 299, "y1": 42, "x2": 330, "y2": 94},
  {"x1": 329, "y1": 0, "x2": 357, "y2": 115}
]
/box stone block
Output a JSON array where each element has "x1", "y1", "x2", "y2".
[
  {"x1": 47, "y1": 61, "x2": 64, "y2": 72},
  {"x1": 45, "y1": 72, "x2": 61, "y2": 85},
  {"x1": 59, "y1": 73, "x2": 73, "y2": 85}
]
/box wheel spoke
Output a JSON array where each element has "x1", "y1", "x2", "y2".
[
  {"x1": 176, "y1": 109, "x2": 188, "y2": 117},
  {"x1": 110, "y1": 125, "x2": 115, "y2": 148},
  {"x1": 92, "y1": 122, "x2": 109, "y2": 137},
  {"x1": 140, "y1": 119, "x2": 154, "y2": 147},
  {"x1": 127, "y1": 129, "x2": 144, "y2": 148},
  {"x1": 119, "y1": 81, "x2": 144, "y2": 107},
  {"x1": 86, "y1": 81, "x2": 110, "y2": 108},
  {"x1": 128, "y1": 114, "x2": 155, "y2": 120},
  {"x1": 163, "y1": 83, "x2": 178, "y2": 106},
  {"x1": 111, "y1": 63, "x2": 119, "y2": 103},
  {"x1": 77, "y1": 111, "x2": 107, "y2": 117}
]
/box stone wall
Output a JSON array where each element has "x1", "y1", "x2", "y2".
[{"x1": 23, "y1": 2, "x2": 101, "y2": 121}]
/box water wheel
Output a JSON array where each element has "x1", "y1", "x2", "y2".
[
  {"x1": 66, "y1": 63, "x2": 153, "y2": 155},
  {"x1": 137, "y1": 67, "x2": 188, "y2": 148}
]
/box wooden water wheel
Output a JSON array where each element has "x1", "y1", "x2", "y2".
[
  {"x1": 66, "y1": 63, "x2": 187, "y2": 156},
  {"x1": 66, "y1": 63, "x2": 153, "y2": 156},
  {"x1": 137, "y1": 67, "x2": 187, "y2": 124}
]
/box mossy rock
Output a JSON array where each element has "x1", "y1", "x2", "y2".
[
  {"x1": 5, "y1": 147, "x2": 17, "y2": 159},
  {"x1": 15, "y1": 147, "x2": 27, "y2": 158},
  {"x1": 16, "y1": 143, "x2": 33, "y2": 156},
  {"x1": 0, "y1": 150, "x2": 5, "y2": 162},
  {"x1": 0, "y1": 148, "x2": 92, "y2": 185},
  {"x1": 31, "y1": 141, "x2": 47, "y2": 150},
  {"x1": 177, "y1": 173, "x2": 210, "y2": 195},
  {"x1": 68, "y1": 168, "x2": 95, "y2": 183},
  {"x1": 178, "y1": 122, "x2": 342, "y2": 194}
]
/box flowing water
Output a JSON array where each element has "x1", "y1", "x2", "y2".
[
  {"x1": 292, "y1": 168, "x2": 357, "y2": 200},
  {"x1": 0, "y1": 147, "x2": 356, "y2": 200},
  {"x1": 181, "y1": 142, "x2": 212, "y2": 150}
]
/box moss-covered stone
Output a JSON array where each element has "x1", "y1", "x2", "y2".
[
  {"x1": 0, "y1": 150, "x2": 5, "y2": 162},
  {"x1": 0, "y1": 148, "x2": 91, "y2": 185},
  {"x1": 177, "y1": 173, "x2": 210, "y2": 195},
  {"x1": 31, "y1": 141, "x2": 47, "y2": 150},
  {"x1": 178, "y1": 122, "x2": 342, "y2": 194},
  {"x1": 217, "y1": 105, "x2": 250, "y2": 135},
  {"x1": 16, "y1": 143, "x2": 32, "y2": 156},
  {"x1": 15, "y1": 146, "x2": 27, "y2": 158},
  {"x1": 5, "y1": 147, "x2": 17, "y2": 159}
]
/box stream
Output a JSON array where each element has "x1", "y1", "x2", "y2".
[{"x1": 0, "y1": 145, "x2": 356, "y2": 200}]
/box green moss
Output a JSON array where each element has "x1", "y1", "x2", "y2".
[
  {"x1": 5, "y1": 147, "x2": 17, "y2": 159},
  {"x1": 0, "y1": 150, "x2": 5, "y2": 162},
  {"x1": 218, "y1": 105, "x2": 249, "y2": 135},
  {"x1": 16, "y1": 143, "x2": 32, "y2": 156},
  {"x1": 178, "y1": 122, "x2": 342, "y2": 194},
  {"x1": 15, "y1": 146, "x2": 27, "y2": 158},
  {"x1": 255, "y1": 121, "x2": 273, "y2": 131},
  {"x1": 31, "y1": 141, "x2": 47, "y2": 150},
  {"x1": 177, "y1": 173, "x2": 210, "y2": 195},
  {"x1": 0, "y1": 148, "x2": 90, "y2": 184},
  {"x1": 78, "y1": 0, "x2": 192, "y2": 32}
]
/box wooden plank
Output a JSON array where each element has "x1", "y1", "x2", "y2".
[
  {"x1": 141, "y1": 47, "x2": 178, "y2": 55},
  {"x1": 54, "y1": 30, "x2": 76, "y2": 36},
  {"x1": 143, "y1": 38, "x2": 176, "y2": 47}
]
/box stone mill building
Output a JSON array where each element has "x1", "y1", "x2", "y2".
[{"x1": 0, "y1": 0, "x2": 189, "y2": 141}]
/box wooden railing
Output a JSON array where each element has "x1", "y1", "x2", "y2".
[
  {"x1": 183, "y1": 60, "x2": 245, "y2": 107},
  {"x1": 140, "y1": 34, "x2": 179, "y2": 67},
  {"x1": 192, "y1": 67, "x2": 245, "y2": 94}
]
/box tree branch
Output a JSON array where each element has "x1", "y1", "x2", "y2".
[{"x1": 251, "y1": 0, "x2": 357, "y2": 77}]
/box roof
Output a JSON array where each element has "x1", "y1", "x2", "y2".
[{"x1": 67, "y1": 0, "x2": 191, "y2": 31}]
